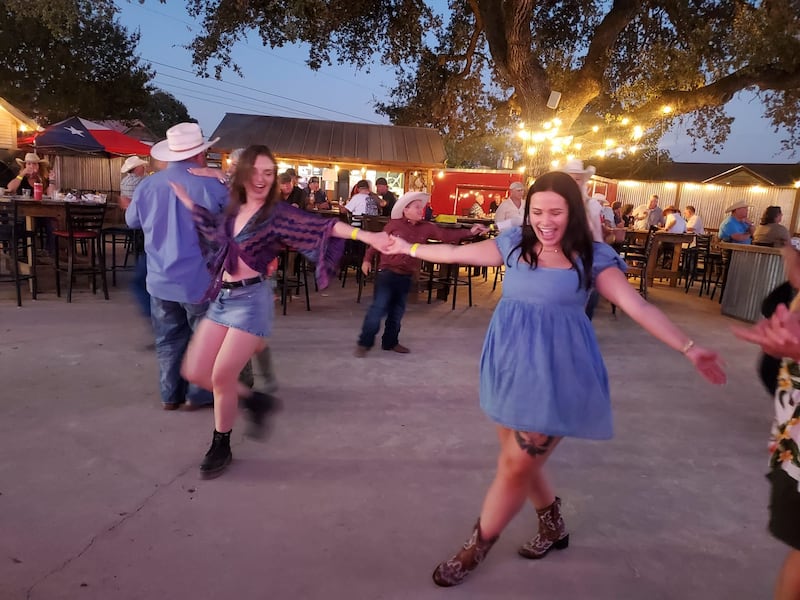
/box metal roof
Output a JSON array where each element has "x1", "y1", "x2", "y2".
[
  {"x1": 662, "y1": 162, "x2": 800, "y2": 186},
  {"x1": 209, "y1": 114, "x2": 446, "y2": 169}
]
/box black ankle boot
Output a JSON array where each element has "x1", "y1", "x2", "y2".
[
  {"x1": 243, "y1": 392, "x2": 280, "y2": 440},
  {"x1": 200, "y1": 430, "x2": 232, "y2": 479}
]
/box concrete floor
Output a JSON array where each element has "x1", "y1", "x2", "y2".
[{"x1": 0, "y1": 269, "x2": 781, "y2": 599}]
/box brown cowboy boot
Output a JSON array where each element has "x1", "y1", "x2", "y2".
[
  {"x1": 518, "y1": 496, "x2": 569, "y2": 559},
  {"x1": 432, "y1": 519, "x2": 499, "y2": 587}
]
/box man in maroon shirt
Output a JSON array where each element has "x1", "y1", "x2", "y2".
[{"x1": 355, "y1": 192, "x2": 488, "y2": 356}]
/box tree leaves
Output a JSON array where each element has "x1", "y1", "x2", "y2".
[{"x1": 0, "y1": 3, "x2": 155, "y2": 123}]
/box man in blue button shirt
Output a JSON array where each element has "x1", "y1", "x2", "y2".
[
  {"x1": 718, "y1": 200, "x2": 755, "y2": 245},
  {"x1": 126, "y1": 123, "x2": 229, "y2": 410}
]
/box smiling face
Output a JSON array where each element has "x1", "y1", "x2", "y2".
[
  {"x1": 245, "y1": 154, "x2": 276, "y2": 203},
  {"x1": 403, "y1": 199, "x2": 425, "y2": 222},
  {"x1": 529, "y1": 190, "x2": 569, "y2": 247}
]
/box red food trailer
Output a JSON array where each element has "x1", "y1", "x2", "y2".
[
  {"x1": 429, "y1": 168, "x2": 617, "y2": 217},
  {"x1": 429, "y1": 169, "x2": 525, "y2": 216}
]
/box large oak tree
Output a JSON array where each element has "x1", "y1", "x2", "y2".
[{"x1": 172, "y1": 0, "x2": 799, "y2": 170}]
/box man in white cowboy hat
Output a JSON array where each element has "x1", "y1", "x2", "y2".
[
  {"x1": 354, "y1": 191, "x2": 488, "y2": 357},
  {"x1": 559, "y1": 158, "x2": 604, "y2": 242},
  {"x1": 719, "y1": 200, "x2": 754, "y2": 244},
  {"x1": 119, "y1": 156, "x2": 148, "y2": 210},
  {"x1": 125, "y1": 122, "x2": 229, "y2": 410},
  {"x1": 632, "y1": 194, "x2": 664, "y2": 231},
  {"x1": 7, "y1": 152, "x2": 51, "y2": 196},
  {"x1": 494, "y1": 181, "x2": 526, "y2": 232}
]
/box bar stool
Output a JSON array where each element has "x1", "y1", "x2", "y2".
[
  {"x1": 0, "y1": 200, "x2": 38, "y2": 306},
  {"x1": 54, "y1": 203, "x2": 108, "y2": 302},
  {"x1": 277, "y1": 248, "x2": 310, "y2": 314},
  {"x1": 427, "y1": 262, "x2": 473, "y2": 309},
  {"x1": 102, "y1": 226, "x2": 143, "y2": 286}
]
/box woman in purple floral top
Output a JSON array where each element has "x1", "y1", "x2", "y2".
[{"x1": 170, "y1": 145, "x2": 389, "y2": 479}]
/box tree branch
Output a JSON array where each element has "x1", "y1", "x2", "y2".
[
  {"x1": 581, "y1": 0, "x2": 641, "y2": 82},
  {"x1": 630, "y1": 65, "x2": 800, "y2": 120}
]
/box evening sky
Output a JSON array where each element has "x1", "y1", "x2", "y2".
[{"x1": 118, "y1": 1, "x2": 796, "y2": 165}]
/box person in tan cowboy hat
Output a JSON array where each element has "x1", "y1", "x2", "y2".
[
  {"x1": 119, "y1": 156, "x2": 149, "y2": 210},
  {"x1": 719, "y1": 200, "x2": 754, "y2": 244},
  {"x1": 7, "y1": 152, "x2": 51, "y2": 196}
]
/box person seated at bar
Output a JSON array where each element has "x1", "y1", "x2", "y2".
[
  {"x1": 632, "y1": 194, "x2": 663, "y2": 231},
  {"x1": 661, "y1": 206, "x2": 687, "y2": 233},
  {"x1": 621, "y1": 203, "x2": 635, "y2": 227},
  {"x1": 718, "y1": 200, "x2": 754, "y2": 244},
  {"x1": 341, "y1": 179, "x2": 380, "y2": 226},
  {"x1": 684, "y1": 205, "x2": 705, "y2": 234},
  {"x1": 303, "y1": 176, "x2": 330, "y2": 211},
  {"x1": 753, "y1": 206, "x2": 790, "y2": 248},
  {"x1": 468, "y1": 192, "x2": 487, "y2": 218}
]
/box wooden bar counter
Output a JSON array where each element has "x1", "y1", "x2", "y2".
[{"x1": 718, "y1": 242, "x2": 785, "y2": 322}]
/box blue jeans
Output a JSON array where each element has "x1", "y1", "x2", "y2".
[
  {"x1": 150, "y1": 296, "x2": 213, "y2": 407},
  {"x1": 130, "y1": 254, "x2": 151, "y2": 318},
  {"x1": 358, "y1": 270, "x2": 412, "y2": 349}
]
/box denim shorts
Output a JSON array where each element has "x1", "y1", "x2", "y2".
[{"x1": 205, "y1": 279, "x2": 274, "y2": 338}]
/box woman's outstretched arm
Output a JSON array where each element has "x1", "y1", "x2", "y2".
[
  {"x1": 596, "y1": 267, "x2": 726, "y2": 384},
  {"x1": 383, "y1": 234, "x2": 503, "y2": 267}
]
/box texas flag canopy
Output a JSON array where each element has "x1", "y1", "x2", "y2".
[{"x1": 24, "y1": 117, "x2": 152, "y2": 156}]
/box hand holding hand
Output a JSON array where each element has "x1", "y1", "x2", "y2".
[
  {"x1": 470, "y1": 224, "x2": 489, "y2": 235},
  {"x1": 385, "y1": 234, "x2": 412, "y2": 255},
  {"x1": 685, "y1": 345, "x2": 726, "y2": 384},
  {"x1": 364, "y1": 231, "x2": 391, "y2": 253}
]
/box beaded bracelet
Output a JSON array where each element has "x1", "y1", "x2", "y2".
[{"x1": 409, "y1": 243, "x2": 420, "y2": 258}]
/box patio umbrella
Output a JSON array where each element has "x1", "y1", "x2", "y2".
[
  {"x1": 25, "y1": 117, "x2": 152, "y2": 156},
  {"x1": 17, "y1": 117, "x2": 152, "y2": 196}
]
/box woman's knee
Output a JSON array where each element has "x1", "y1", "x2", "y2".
[{"x1": 181, "y1": 357, "x2": 205, "y2": 385}]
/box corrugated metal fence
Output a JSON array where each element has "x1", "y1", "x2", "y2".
[
  {"x1": 615, "y1": 181, "x2": 800, "y2": 232},
  {"x1": 50, "y1": 155, "x2": 131, "y2": 198}
]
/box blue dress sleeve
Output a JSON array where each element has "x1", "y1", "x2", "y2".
[
  {"x1": 494, "y1": 227, "x2": 522, "y2": 262},
  {"x1": 591, "y1": 242, "x2": 627, "y2": 278}
]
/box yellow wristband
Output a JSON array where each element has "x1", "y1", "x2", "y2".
[
  {"x1": 16, "y1": 174, "x2": 23, "y2": 181},
  {"x1": 409, "y1": 243, "x2": 420, "y2": 258},
  {"x1": 350, "y1": 228, "x2": 359, "y2": 241},
  {"x1": 681, "y1": 340, "x2": 695, "y2": 354}
]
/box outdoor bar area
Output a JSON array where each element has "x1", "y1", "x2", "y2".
[
  {"x1": 612, "y1": 171, "x2": 800, "y2": 321},
  {"x1": 209, "y1": 113, "x2": 447, "y2": 203}
]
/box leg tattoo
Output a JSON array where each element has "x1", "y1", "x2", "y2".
[{"x1": 514, "y1": 431, "x2": 556, "y2": 457}]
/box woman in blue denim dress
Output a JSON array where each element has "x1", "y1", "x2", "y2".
[{"x1": 383, "y1": 171, "x2": 726, "y2": 587}]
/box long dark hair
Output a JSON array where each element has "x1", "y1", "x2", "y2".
[
  {"x1": 226, "y1": 145, "x2": 281, "y2": 224},
  {"x1": 511, "y1": 171, "x2": 594, "y2": 290},
  {"x1": 760, "y1": 205, "x2": 782, "y2": 225}
]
